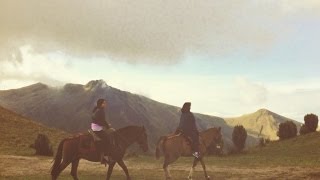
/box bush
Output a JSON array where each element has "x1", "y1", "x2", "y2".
[
  {"x1": 299, "y1": 124, "x2": 310, "y2": 135},
  {"x1": 30, "y1": 133, "x2": 53, "y2": 156},
  {"x1": 304, "y1": 114, "x2": 318, "y2": 132},
  {"x1": 232, "y1": 125, "x2": 247, "y2": 151},
  {"x1": 277, "y1": 121, "x2": 297, "y2": 140}
]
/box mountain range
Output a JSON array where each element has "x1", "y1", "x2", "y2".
[{"x1": 0, "y1": 80, "x2": 301, "y2": 151}]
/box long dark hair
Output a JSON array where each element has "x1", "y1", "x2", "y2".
[
  {"x1": 92, "y1": 99, "x2": 106, "y2": 113},
  {"x1": 181, "y1": 102, "x2": 191, "y2": 113}
]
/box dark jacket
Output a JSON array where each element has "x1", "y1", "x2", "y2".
[
  {"x1": 178, "y1": 112, "x2": 198, "y2": 135},
  {"x1": 92, "y1": 108, "x2": 110, "y2": 128}
]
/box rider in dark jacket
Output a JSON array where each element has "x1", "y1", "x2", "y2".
[{"x1": 177, "y1": 102, "x2": 200, "y2": 158}]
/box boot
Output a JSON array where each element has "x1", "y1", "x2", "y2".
[{"x1": 192, "y1": 151, "x2": 200, "y2": 159}]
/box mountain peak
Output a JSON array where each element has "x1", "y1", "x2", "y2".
[
  {"x1": 257, "y1": 108, "x2": 272, "y2": 115},
  {"x1": 21, "y1": 82, "x2": 49, "y2": 91},
  {"x1": 84, "y1": 79, "x2": 109, "y2": 91}
]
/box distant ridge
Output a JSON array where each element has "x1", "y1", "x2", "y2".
[{"x1": 225, "y1": 109, "x2": 302, "y2": 140}]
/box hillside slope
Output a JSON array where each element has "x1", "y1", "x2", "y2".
[
  {"x1": 0, "y1": 105, "x2": 68, "y2": 155},
  {"x1": 247, "y1": 131, "x2": 320, "y2": 166}
]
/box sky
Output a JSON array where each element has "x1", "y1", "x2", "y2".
[{"x1": 0, "y1": 0, "x2": 320, "y2": 122}]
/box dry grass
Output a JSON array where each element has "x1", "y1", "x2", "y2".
[{"x1": 1, "y1": 155, "x2": 320, "y2": 180}]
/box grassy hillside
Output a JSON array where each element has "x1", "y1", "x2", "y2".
[
  {"x1": 246, "y1": 131, "x2": 320, "y2": 166},
  {"x1": 0, "y1": 106, "x2": 68, "y2": 156}
]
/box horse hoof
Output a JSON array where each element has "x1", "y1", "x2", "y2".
[
  {"x1": 206, "y1": 176, "x2": 211, "y2": 180},
  {"x1": 188, "y1": 176, "x2": 193, "y2": 180}
]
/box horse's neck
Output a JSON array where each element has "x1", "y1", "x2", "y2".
[
  {"x1": 200, "y1": 129, "x2": 215, "y2": 147},
  {"x1": 116, "y1": 128, "x2": 139, "y2": 148}
]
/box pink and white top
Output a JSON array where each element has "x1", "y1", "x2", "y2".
[{"x1": 91, "y1": 123, "x2": 103, "y2": 131}]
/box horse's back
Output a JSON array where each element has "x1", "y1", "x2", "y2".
[
  {"x1": 62, "y1": 133, "x2": 98, "y2": 159},
  {"x1": 161, "y1": 134, "x2": 193, "y2": 155}
]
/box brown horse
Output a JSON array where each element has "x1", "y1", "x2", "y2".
[
  {"x1": 156, "y1": 127, "x2": 222, "y2": 180},
  {"x1": 51, "y1": 126, "x2": 148, "y2": 180}
]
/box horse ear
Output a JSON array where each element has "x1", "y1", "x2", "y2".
[{"x1": 218, "y1": 127, "x2": 221, "y2": 132}]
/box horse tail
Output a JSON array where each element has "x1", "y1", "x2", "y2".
[
  {"x1": 51, "y1": 138, "x2": 66, "y2": 177},
  {"x1": 156, "y1": 136, "x2": 166, "y2": 160}
]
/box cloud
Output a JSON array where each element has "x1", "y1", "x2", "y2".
[
  {"x1": 268, "y1": 89, "x2": 320, "y2": 121},
  {"x1": 0, "y1": 46, "x2": 80, "y2": 86},
  {"x1": 0, "y1": 0, "x2": 297, "y2": 64},
  {"x1": 280, "y1": 0, "x2": 320, "y2": 14},
  {"x1": 235, "y1": 77, "x2": 268, "y2": 105}
]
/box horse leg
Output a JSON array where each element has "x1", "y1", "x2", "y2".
[
  {"x1": 70, "y1": 158, "x2": 80, "y2": 180},
  {"x1": 106, "y1": 161, "x2": 116, "y2": 180},
  {"x1": 188, "y1": 157, "x2": 200, "y2": 180},
  {"x1": 163, "y1": 157, "x2": 171, "y2": 180},
  {"x1": 163, "y1": 154, "x2": 179, "y2": 180},
  {"x1": 53, "y1": 160, "x2": 72, "y2": 180},
  {"x1": 117, "y1": 159, "x2": 131, "y2": 180},
  {"x1": 199, "y1": 158, "x2": 210, "y2": 180}
]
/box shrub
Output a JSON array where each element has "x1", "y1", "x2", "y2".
[
  {"x1": 299, "y1": 124, "x2": 310, "y2": 135},
  {"x1": 304, "y1": 114, "x2": 318, "y2": 132},
  {"x1": 277, "y1": 121, "x2": 297, "y2": 140},
  {"x1": 30, "y1": 133, "x2": 53, "y2": 156},
  {"x1": 232, "y1": 125, "x2": 247, "y2": 151}
]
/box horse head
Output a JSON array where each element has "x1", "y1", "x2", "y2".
[
  {"x1": 136, "y1": 126, "x2": 149, "y2": 152},
  {"x1": 213, "y1": 127, "x2": 223, "y2": 150}
]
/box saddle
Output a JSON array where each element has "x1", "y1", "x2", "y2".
[
  {"x1": 87, "y1": 128, "x2": 116, "y2": 142},
  {"x1": 88, "y1": 129, "x2": 102, "y2": 141},
  {"x1": 165, "y1": 132, "x2": 194, "y2": 145},
  {"x1": 83, "y1": 128, "x2": 118, "y2": 155},
  {"x1": 77, "y1": 133, "x2": 97, "y2": 154},
  {"x1": 72, "y1": 128, "x2": 117, "y2": 155}
]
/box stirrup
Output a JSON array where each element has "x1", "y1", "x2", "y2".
[{"x1": 192, "y1": 152, "x2": 200, "y2": 159}]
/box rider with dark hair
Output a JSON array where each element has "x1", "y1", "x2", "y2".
[
  {"x1": 91, "y1": 98, "x2": 114, "y2": 164},
  {"x1": 177, "y1": 102, "x2": 200, "y2": 158}
]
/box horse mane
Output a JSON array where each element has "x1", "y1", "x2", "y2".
[
  {"x1": 200, "y1": 127, "x2": 219, "y2": 133},
  {"x1": 116, "y1": 125, "x2": 143, "y2": 137},
  {"x1": 116, "y1": 125, "x2": 142, "y2": 132}
]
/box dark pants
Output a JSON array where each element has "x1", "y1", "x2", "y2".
[{"x1": 185, "y1": 131, "x2": 200, "y2": 152}]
